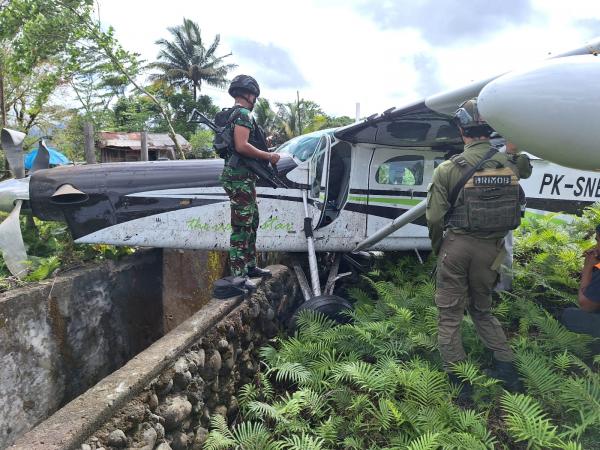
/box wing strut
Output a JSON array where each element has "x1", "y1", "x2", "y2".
[{"x1": 353, "y1": 199, "x2": 427, "y2": 252}]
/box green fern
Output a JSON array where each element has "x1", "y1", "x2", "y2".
[
  {"x1": 278, "y1": 432, "x2": 325, "y2": 450},
  {"x1": 204, "y1": 414, "x2": 237, "y2": 450},
  {"x1": 405, "y1": 431, "x2": 440, "y2": 450},
  {"x1": 450, "y1": 360, "x2": 499, "y2": 388},
  {"x1": 500, "y1": 392, "x2": 559, "y2": 448},
  {"x1": 515, "y1": 350, "x2": 563, "y2": 400}
]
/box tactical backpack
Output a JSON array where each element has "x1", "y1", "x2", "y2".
[
  {"x1": 213, "y1": 106, "x2": 242, "y2": 159},
  {"x1": 212, "y1": 106, "x2": 269, "y2": 159},
  {"x1": 445, "y1": 148, "x2": 524, "y2": 232}
]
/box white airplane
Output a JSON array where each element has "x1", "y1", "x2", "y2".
[{"x1": 0, "y1": 37, "x2": 598, "y2": 317}]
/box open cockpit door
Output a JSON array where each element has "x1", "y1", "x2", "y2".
[{"x1": 307, "y1": 133, "x2": 331, "y2": 229}]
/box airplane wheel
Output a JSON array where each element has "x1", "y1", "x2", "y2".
[{"x1": 289, "y1": 294, "x2": 353, "y2": 331}]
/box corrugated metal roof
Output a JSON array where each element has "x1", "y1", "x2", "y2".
[{"x1": 97, "y1": 132, "x2": 191, "y2": 151}]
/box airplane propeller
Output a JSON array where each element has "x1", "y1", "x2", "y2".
[
  {"x1": 0, "y1": 128, "x2": 52, "y2": 278},
  {"x1": 2, "y1": 128, "x2": 26, "y2": 179}
]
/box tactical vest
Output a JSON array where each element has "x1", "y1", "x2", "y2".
[
  {"x1": 445, "y1": 154, "x2": 523, "y2": 232},
  {"x1": 213, "y1": 107, "x2": 269, "y2": 161}
]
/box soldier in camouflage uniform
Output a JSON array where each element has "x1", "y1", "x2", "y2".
[
  {"x1": 221, "y1": 75, "x2": 280, "y2": 288},
  {"x1": 426, "y1": 98, "x2": 531, "y2": 395}
]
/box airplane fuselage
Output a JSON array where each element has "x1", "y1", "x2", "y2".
[{"x1": 21, "y1": 137, "x2": 600, "y2": 254}]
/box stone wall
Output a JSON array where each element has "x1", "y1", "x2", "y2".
[
  {"x1": 0, "y1": 250, "x2": 164, "y2": 450},
  {"x1": 11, "y1": 265, "x2": 301, "y2": 450}
]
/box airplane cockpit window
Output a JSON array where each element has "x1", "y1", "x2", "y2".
[
  {"x1": 385, "y1": 122, "x2": 430, "y2": 142},
  {"x1": 435, "y1": 124, "x2": 461, "y2": 141},
  {"x1": 276, "y1": 129, "x2": 334, "y2": 162},
  {"x1": 376, "y1": 155, "x2": 424, "y2": 186}
]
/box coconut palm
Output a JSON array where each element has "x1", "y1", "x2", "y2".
[
  {"x1": 276, "y1": 100, "x2": 324, "y2": 140},
  {"x1": 149, "y1": 18, "x2": 237, "y2": 101},
  {"x1": 254, "y1": 98, "x2": 278, "y2": 137}
]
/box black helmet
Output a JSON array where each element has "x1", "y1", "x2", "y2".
[
  {"x1": 453, "y1": 97, "x2": 494, "y2": 138},
  {"x1": 228, "y1": 75, "x2": 260, "y2": 98}
]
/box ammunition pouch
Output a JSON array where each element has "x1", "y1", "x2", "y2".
[{"x1": 446, "y1": 165, "x2": 523, "y2": 232}]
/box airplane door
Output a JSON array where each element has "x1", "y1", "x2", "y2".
[
  {"x1": 307, "y1": 134, "x2": 331, "y2": 228},
  {"x1": 367, "y1": 148, "x2": 430, "y2": 242}
]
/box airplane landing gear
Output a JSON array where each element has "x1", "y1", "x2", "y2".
[{"x1": 289, "y1": 190, "x2": 353, "y2": 330}]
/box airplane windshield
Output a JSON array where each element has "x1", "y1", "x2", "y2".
[{"x1": 276, "y1": 129, "x2": 334, "y2": 162}]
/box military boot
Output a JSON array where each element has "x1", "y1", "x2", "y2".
[
  {"x1": 247, "y1": 266, "x2": 272, "y2": 278},
  {"x1": 448, "y1": 373, "x2": 473, "y2": 403},
  {"x1": 488, "y1": 359, "x2": 523, "y2": 393}
]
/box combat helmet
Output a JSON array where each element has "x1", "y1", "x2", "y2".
[
  {"x1": 453, "y1": 97, "x2": 494, "y2": 138},
  {"x1": 228, "y1": 75, "x2": 260, "y2": 98}
]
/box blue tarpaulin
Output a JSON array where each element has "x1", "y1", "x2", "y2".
[{"x1": 24, "y1": 147, "x2": 70, "y2": 169}]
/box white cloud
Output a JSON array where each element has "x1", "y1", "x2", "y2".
[{"x1": 96, "y1": 0, "x2": 600, "y2": 117}]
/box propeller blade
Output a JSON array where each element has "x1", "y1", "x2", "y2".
[
  {"x1": 1, "y1": 128, "x2": 26, "y2": 179},
  {"x1": 31, "y1": 139, "x2": 50, "y2": 172},
  {"x1": 0, "y1": 199, "x2": 28, "y2": 278}
]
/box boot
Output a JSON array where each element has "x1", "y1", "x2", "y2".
[
  {"x1": 488, "y1": 359, "x2": 524, "y2": 393},
  {"x1": 241, "y1": 277, "x2": 258, "y2": 291},
  {"x1": 213, "y1": 276, "x2": 250, "y2": 299},
  {"x1": 247, "y1": 266, "x2": 272, "y2": 278},
  {"x1": 448, "y1": 373, "x2": 473, "y2": 403}
]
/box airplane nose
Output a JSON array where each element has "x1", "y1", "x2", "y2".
[
  {"x1": 478, "y1": 55, "x2": 600, "y2": 170},
  {"x1": 0, "y1": 177, "x2": 30, "y2": 212}
]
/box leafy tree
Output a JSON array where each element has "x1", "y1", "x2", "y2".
[
  {"x1": 0, "y1": 0, "x2": 96, "y2": 133},
  {"x1": 254, "y1": 98, "x2": 278, "y2": 139},
  {"x1": 149, "y1": 18, "x2": 237, "y2": 101},
  {"x1": 109, "y1": 85, "x2": 218, "y2": 141},
  {"x1": 189, "y1": 129, "x2": 215, "y2": 159},
  {"x1": 276, "y1": 99, "x2": 324, "y2": 140}
]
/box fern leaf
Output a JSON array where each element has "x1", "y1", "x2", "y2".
[
  {"x1": 278, "y1": 432, "x2": 325, "y2": 450},
  {"x1": 500, "y1": 392, "x2": 559, "y2": 448},
  {"x1": 405, "y1": 431, "x2": 440, "y2": 450}
]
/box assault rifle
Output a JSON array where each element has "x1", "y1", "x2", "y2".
[{"x1": 188, "y1": 109, "x2": 288, "y2": 189}]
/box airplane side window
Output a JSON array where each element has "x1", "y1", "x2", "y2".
[
  {"x1": 376, "y1": 155, "x2": 424, "y2": 186},
  {"x1": 434, "y1": 157, "x2": 445, "y2": 168}
]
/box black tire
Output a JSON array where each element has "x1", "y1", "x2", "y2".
[{"x1": 289, "y1": 294, "x2": 353, "y2": 331}]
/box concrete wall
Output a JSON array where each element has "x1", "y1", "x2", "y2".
[
  {"x1": 0, "y1": 250, "x2": 164, "y2": 449},
  {"x1": 11, "y1": 265, "x2": 301, "y2": 450},
  {"x1": 162, "y1": 250, "x2": 227, "y2": 333}
]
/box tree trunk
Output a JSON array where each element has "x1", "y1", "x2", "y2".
[
  {"x1": 0, "y1": 56, "x2": 8, "y2": 179},
  {"x1": 83, "y1": 122, "x2": 96, "y2": 164}
]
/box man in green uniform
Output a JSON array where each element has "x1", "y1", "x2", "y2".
[
  {"x1": 221, "y1": 75, "x2": 280, "y2": 289},
  {"x1": 426, "y1": 98, "x2": 532, "y2": 394}
]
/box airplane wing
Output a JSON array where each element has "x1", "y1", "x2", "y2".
[
  {"x1": 348, "y1": 36, "x2": 600, "y2": 251},
  {"x1": 336, "y1": 37, "x2": 600, "y2": 150}
]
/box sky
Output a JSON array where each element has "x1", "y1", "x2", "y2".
[{"x1": 97, "y1": 0, "x2": 600, "y2": 118}]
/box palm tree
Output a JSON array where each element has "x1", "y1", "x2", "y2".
[
  {"x1": 254, "y1": 98, "x2": 278, "y2": 136},
  {"x1": 276, "y1": 99, "x2": 324, "y2": 140},
  {"x1": 149, "y1": 18, "x2": 237, "y2": 100}
]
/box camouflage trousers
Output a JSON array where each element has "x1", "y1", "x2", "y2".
[
  {"x1": 435, "y1": 231, "x2": 513, "y2": 370},
  {"x1": 221, "y1": 166, "x2": 259, "y2": 277}
]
